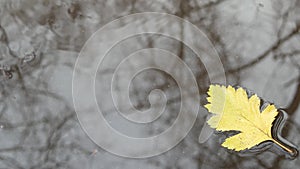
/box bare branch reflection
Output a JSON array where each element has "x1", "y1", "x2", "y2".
[{"x1": 0, "y1": 0, "x2": 299, "y2": 168}]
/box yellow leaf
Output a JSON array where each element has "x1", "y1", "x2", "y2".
[{"x1": 205, "y1": 84, "x2": 293, "y2": 153}]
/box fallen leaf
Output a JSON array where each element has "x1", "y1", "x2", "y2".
[{"x1": 205, "y1": 84, "x2": 293, "y2": 153}]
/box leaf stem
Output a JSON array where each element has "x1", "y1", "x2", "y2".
[{"x1": 272, "y1": 139, "x2": 294, "y2": 154}]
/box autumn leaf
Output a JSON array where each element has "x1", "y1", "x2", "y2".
[{"x1": 205, "y1": 84, "x2": 293, "y2": 153}]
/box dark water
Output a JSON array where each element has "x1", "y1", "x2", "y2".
[{"x1": 0, "y1": 0, "x2": 299, "y2": 169}]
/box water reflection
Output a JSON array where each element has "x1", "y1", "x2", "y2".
[{"x1": 0, "y1": 0, "x2": 299, "y2": 169}]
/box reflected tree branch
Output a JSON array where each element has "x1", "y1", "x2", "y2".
[
  {"x1": 285, "y1": 77, "x2": 300, "y2": 116},
  {"x1": 227, "y1": 24, "x2": 300, "y2": 74}
]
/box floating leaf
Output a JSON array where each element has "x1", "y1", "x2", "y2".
[{"x1": 205, "y1": 84, "x2": 294, "y2": 154}]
